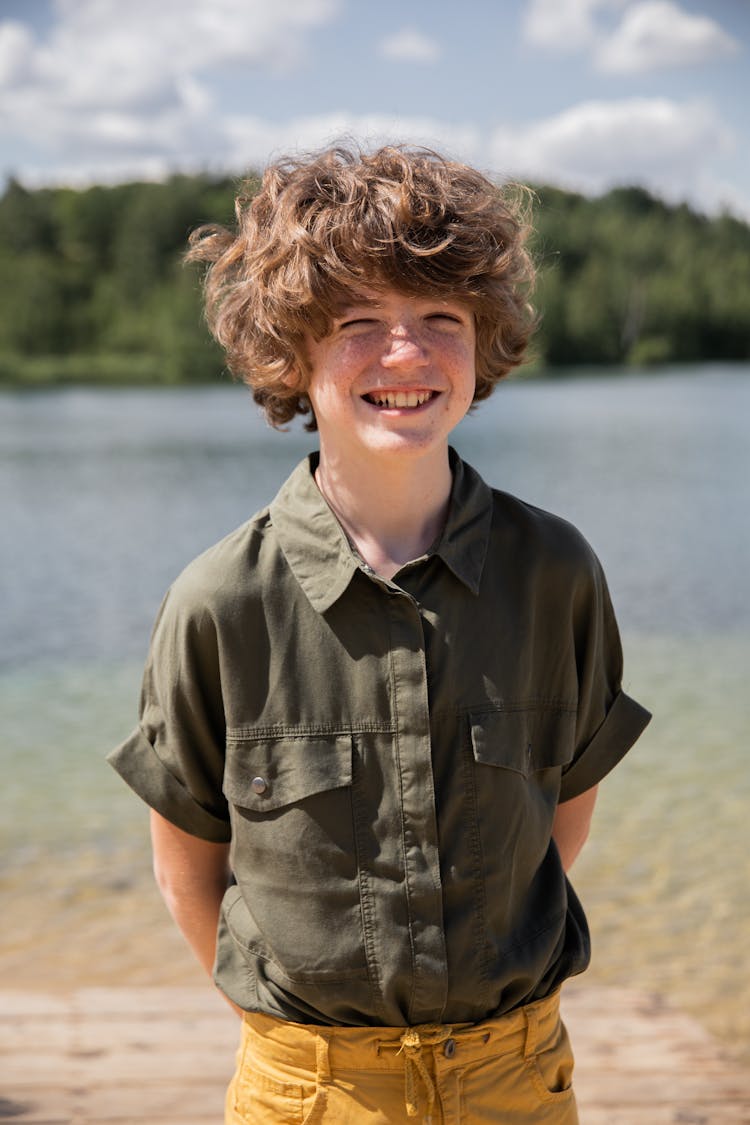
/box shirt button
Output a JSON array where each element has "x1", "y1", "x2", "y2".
[
  {"x1": 443, "y1": 1038, "x2": 457, "y2": 1059},
  {"x1": 251, "y1": 776, "x2": 268, "y2": 795}
]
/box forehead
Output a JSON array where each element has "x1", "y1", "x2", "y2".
[{"x1": 333, "y1": 286, "x2": 468, "y2": 313}]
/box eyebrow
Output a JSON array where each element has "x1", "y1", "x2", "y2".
[
  {"x1": 334, "y1": 295, "x2": 383, "y2": 314},
  {"x1": 332, "y1": 294, "x2": 470, "y2": 319}
]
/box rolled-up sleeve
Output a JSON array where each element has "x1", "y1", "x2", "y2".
[
  {"x1": 559, "y1": 689, "x2": 651, "y2": 801},
  {"x1": 107, "y1": 579, "x2": 231, "y2": 842},
  {"x1": 558, "y1": 552, "x2": 651, "y2": 803}
]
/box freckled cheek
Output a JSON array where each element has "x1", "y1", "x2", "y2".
[
  {"x1": 454, "y1": 356, "x2": 477, "y2": 406},
  {"x1": 339, "y1": 338, "x2": 376, "y2": 365}
]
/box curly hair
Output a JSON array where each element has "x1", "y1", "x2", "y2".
[{"x1": 186, "y1": 144, "x2": 537, "y2": 429}]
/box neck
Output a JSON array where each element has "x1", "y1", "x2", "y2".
[{"x1": 314, "y1": 446, "x2": 453, "y2": 580}]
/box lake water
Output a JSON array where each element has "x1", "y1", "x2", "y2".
[{"x1": 1, "y1": 366, "x2": 749, "y2": 1061}]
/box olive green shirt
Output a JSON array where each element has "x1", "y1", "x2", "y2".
[{"x1": 109, "y1": 450, "x2": 650, "y2": 1026}]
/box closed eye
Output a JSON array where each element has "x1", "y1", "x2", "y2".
[
  {"x1": 426, "y1": 313, "x2": 464, "y2": 325},
  {"x1": 338, "y1": 317, "x2": 378, "y2": 330}
]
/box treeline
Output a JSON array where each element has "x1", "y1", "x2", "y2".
[
  {"x1": 0, "y1": 172, "x2": 749, "y2": 385},
  {"x1": 532, "y1": 185, "x2": 750, "y2": 366}
]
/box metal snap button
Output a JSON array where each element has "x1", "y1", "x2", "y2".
[
  {"x1": 443, "y1": 1038, "x2": 457, "y2": 1059},
  {"x1": 251, "y1": 776, "x2": 268, "y2": 795}
]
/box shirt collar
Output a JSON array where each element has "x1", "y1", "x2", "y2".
[
  {"x1": 435, "y1": 448, "x2": 493, "y2": 596},
  {"x1": 269, "y1": 453, "x2": 359, "y2": 614},
  {"x1": 270, "y1": 448, "x2": 493, "y2": 614}
]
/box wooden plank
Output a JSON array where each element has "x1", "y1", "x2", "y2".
[
  {"x1": 0, "y1": 988, "x2": 235, "y2": 1124},
  {"x1": 0, "y1": 986, "x2": 748, "y2": 1124},
  {"x1": 572, "y1": 1110, "x2": 750, "y2": 1125},
  {"x1": 562, "y1": 982, "x2": 750, "y2": 1122}
]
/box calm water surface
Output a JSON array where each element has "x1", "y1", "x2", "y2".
[{"x1": 2, "y1": 366, "x2": 749, "y2": 1058}]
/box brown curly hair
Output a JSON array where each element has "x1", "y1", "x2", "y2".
[{"x1": 186, "y1": 144, "x2": 537, "y2": 429}]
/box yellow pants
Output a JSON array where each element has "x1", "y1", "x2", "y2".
[{"x1": 225, "y1": 989, "x2": 579, "y2": 1124}]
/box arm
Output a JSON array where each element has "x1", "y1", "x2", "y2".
[
  {"x1": 551, "y1": 784, "x2": 598, "y2": 872},
  {"x1": 149, "y1": 809, "x2": 242, "y2": 1016}
]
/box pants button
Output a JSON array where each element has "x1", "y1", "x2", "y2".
[{"x1": 444, "y1": 1038, "x2": 457, "y2": 1059}]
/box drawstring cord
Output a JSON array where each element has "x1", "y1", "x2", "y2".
[{"x1": 396, "y1": 1024, "x2": 454, "y2": 1122}]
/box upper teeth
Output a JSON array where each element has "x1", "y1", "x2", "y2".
[{"x1": 370, "y1": 391, "x2": 433, "y2": 408}]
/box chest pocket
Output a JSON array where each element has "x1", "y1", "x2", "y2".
[
  {"x1": 467, "y1": 707, "x2": 577, "y2": 906},
  {"x1": 469, "y1": 707, "x2": 576, "y2": 777},
  {"x1": 223, "y1": 734, "x2": 352, "y2": 810},
  {"x1": 222, "y1": 733, "x2": 370, "y2": 986}
]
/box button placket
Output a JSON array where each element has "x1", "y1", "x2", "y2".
[{"x1": 387, "y1": 589, "x2": 448, "y2": 1023}]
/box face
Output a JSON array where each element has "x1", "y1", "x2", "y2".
[{"x1": 301, "y1": 289, "x2": 477, "y2": 468}]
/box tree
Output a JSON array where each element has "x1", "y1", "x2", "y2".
[{"x1": 1, "y1": 172, "x2": 748, "y2": 383}]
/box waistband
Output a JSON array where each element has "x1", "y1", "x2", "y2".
[{"x1": 241, "y1": 990, "x2": 562, "y2": 1121}]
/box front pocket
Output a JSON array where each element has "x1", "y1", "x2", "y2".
[
  {"x1": 222, "y1": 734, "x2": 369, "y2": 984},
  {"x1": 526, "y1": 1015, "x2": 576, "y2": 1104},
  {"x1": 231, "y1": 1021, "x2": 312, "y2": 1125},
  {"x1": 234, "y1": 1068, "x2": 306, "y2": 1125}
]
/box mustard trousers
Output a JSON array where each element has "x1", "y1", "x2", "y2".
[{"x1": 225, "y1": 989, "x2": 579, "y2": 1124}]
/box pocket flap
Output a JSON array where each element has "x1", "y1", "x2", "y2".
[
  {"x1": 470, "y1": 708, "x2": 575, "y2": 776},
  {"x1": 223, "y1": 734, "x2": 353, "y2": 811}
]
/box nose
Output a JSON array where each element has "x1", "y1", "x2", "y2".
[{"x1": 380, "y1": 324, "x2": 429, "y2": 370}]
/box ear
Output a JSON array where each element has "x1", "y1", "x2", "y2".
[{"x1": 281, "y1": 363, "x2": 304, "y2": 390}]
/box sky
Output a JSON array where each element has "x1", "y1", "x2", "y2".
[{"x1": 1, "y1": 0, "x2": 749, "y2": 218}]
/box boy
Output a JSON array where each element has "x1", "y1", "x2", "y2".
[{"x1": 108, "y1": 145, "x2": 650, "y2": 1124}]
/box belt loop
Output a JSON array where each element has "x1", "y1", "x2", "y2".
[
  {"x1": 524, "y1": 1004, "x2": 539, "y2": 1061},
  {"x1": 300, "y1": 1032, "x2": 332, "y2": 1125},
  {"x1": 315, "y1": 1031, "x2": 332, "y2": 1085}
]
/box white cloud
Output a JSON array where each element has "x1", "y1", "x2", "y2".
[
  {"x1": 0, "y1": 0, "x2": 346, "y2": 183},
  {"x1": 523, "y1": 0, "x2": 739, "y2": 75},
  {"x1": 222, "y1": 112, "x2": 480, "y2": 170},
  {"x1": 13, "y1": 92, "x2": 738, "y2": 219},
  {"x1": 1, "y1": 2, "x2": 747, "y2": 220},
  {"x1": 12, "y1": 111, "x2": 483, "y2": 188},
  {"x1": 0, "y1": 0, "x2": 341, "y2": 129},
  {"x1": 379, "y1": 27, "x2": 441, "y2": 64},
  {"x1": 489, "y1": 97, "x2": 735, "y2": 209},
  {"x1": 0, "y1": 20, "x2": 35, "y2": 85},
  {"x1": 522, "y1": 0, "x2": 622, "y2": 51},
  {"x1": 44, "y1": 0, "x2": 341, "y2": 82},
  {"x1": 596, "y1": 1, "x2": 741, "y2": 73}
]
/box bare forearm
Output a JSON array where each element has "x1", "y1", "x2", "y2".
[
  {"x1": 149, "y1": 810, "x2": 242, "y2": 1016},
  {"x1": 157, "y1": 870, "x2": 226, "y2": 978},
  {"x1": 552, "y1": 785, "x2": 598, "y2": 872}
]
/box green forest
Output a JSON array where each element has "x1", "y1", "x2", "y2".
[{"x1": 1, "y1": 171, "x2": 749, "y2": 386}]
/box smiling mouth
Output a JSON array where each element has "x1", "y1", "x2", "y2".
[{"x1": 362, "y1": 390, "x2": 436, "y2": 409}]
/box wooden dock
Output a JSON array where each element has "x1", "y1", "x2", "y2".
[{"x1": 1, "y1": 984, "x2": 748, "y2": 1123}]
